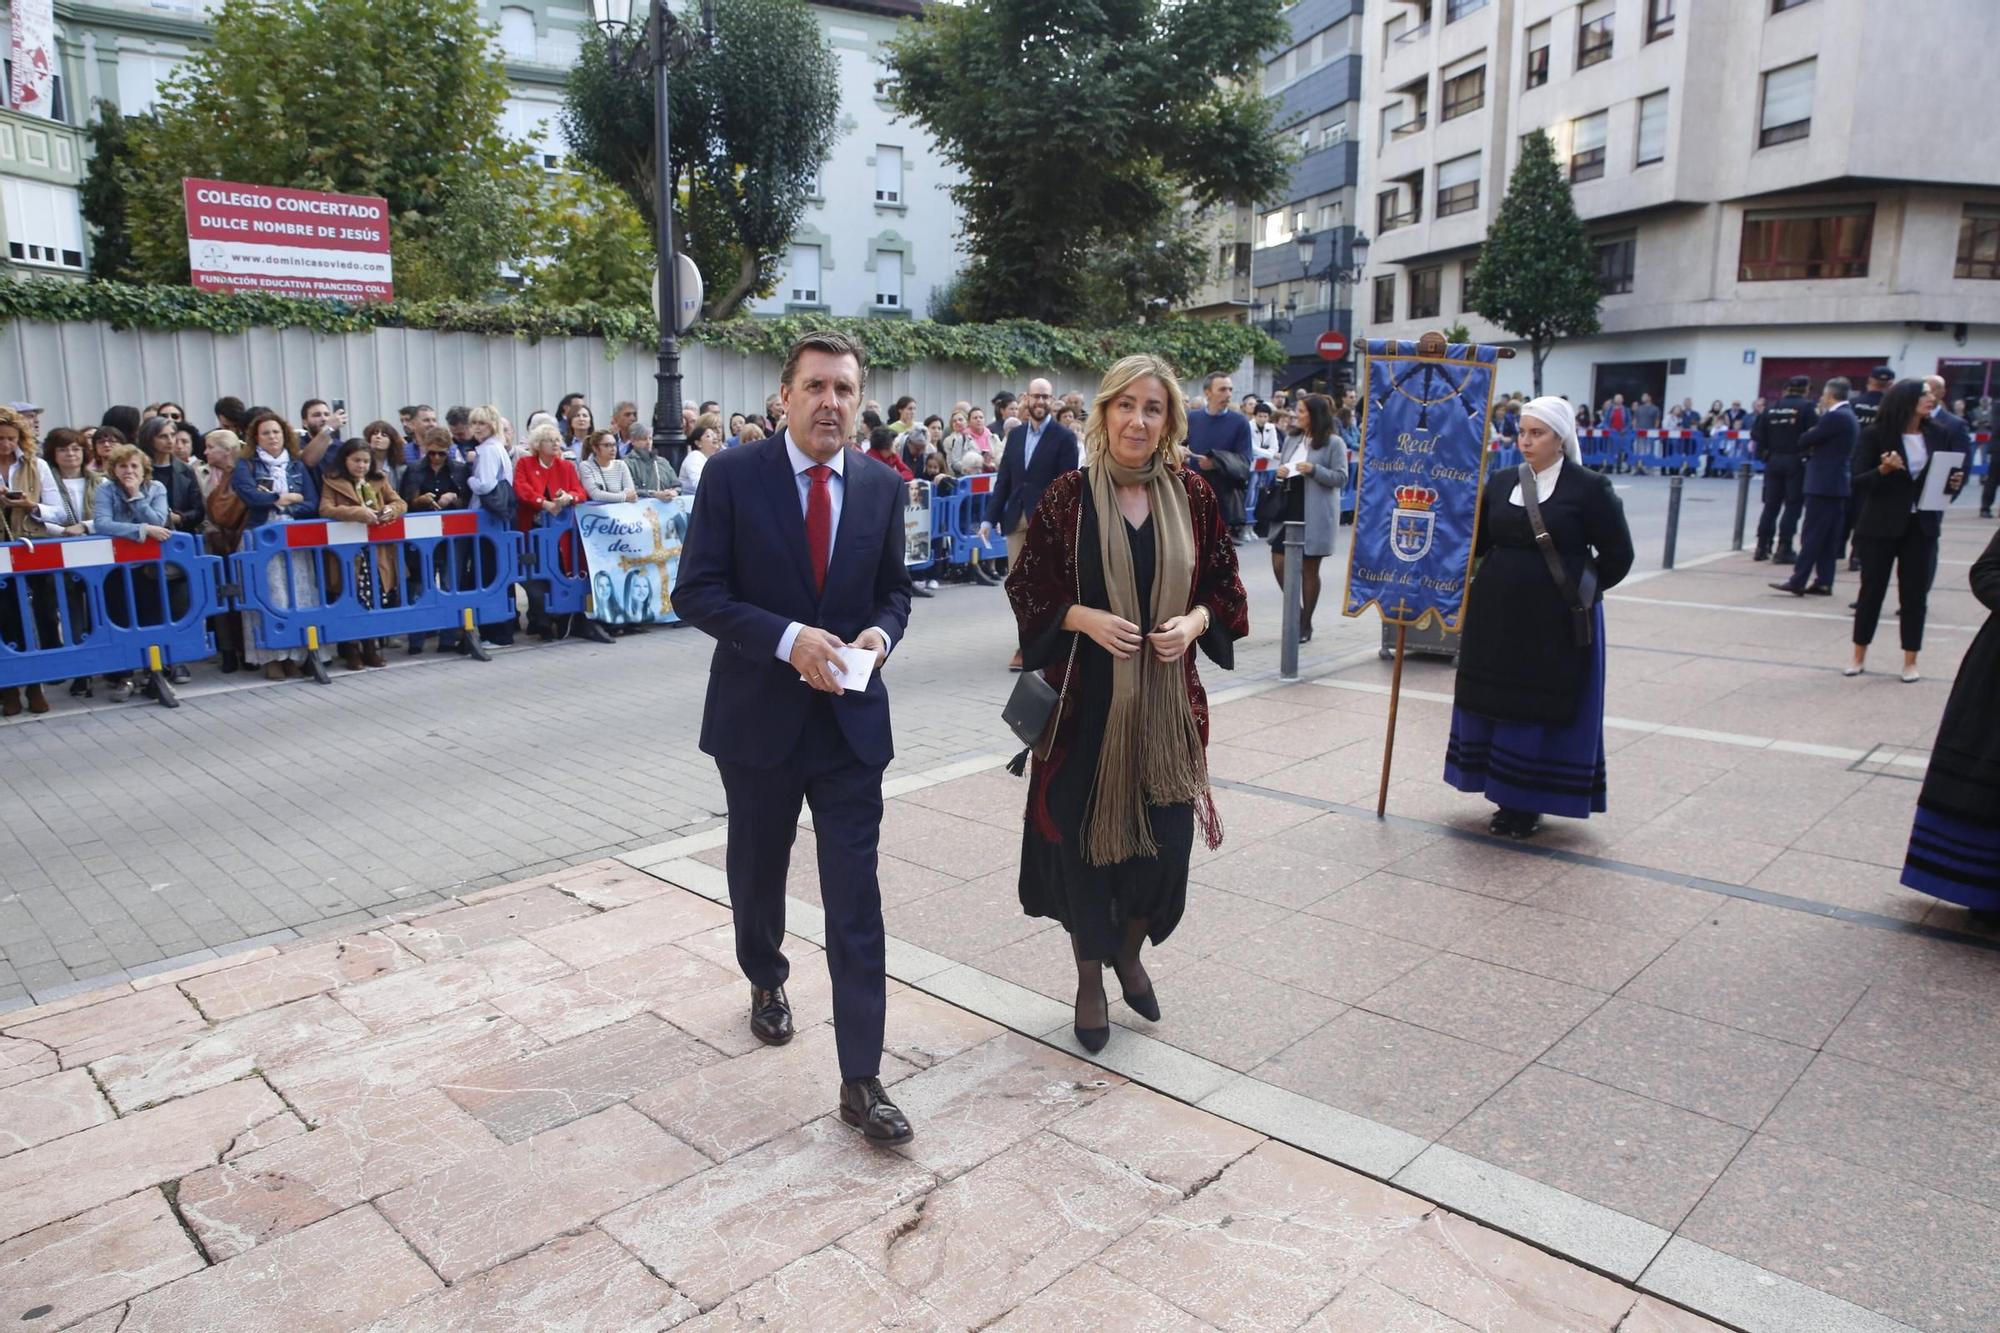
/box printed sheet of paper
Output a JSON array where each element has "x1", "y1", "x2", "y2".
[
  {"x1": 1918, "y1": 451, "x2": 1965, "y2": 512},
  {"x1": 800, "y1": 644, "x2": 876, "y2": 692}
]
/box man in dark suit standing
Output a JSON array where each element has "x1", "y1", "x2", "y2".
[
  {"x1": 671, "y1": 331, "x2": 917, "y2": 1145},
  {"x1": 979, "y1": 376, "x2": 1079, "y2": 669},
  {"x1": 1772, "y1": 377, "x2": 1858, "y2": 597}
]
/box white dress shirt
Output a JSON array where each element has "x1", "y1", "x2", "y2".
[
  {"x1": 1507, "y1": 456, "x2": 1563, "y2": 507},
  {"x1": 772, "y1": 432, "x2": 893, "y2": 666}
]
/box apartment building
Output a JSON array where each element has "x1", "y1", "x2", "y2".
[
  {"x1": 1251, "y1": 0, "x2": 1367, "y2": 392},
  {"x1": 1359, "y1": 0, "x2": 2000, "y2": 408}
]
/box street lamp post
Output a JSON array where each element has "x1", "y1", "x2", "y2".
[
  {"x1": 1295, "y1": 229, "x2": 1370, "y2": 392},
  {"x1": 591, "y1": 0, "x2": 717, "y2": 470}
]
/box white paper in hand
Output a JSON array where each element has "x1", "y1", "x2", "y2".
[
  {"x1": 1918, "y1": 451, "x2": 1965, "y2": 512},
  {"x1": 800, "y1": 644, "x2": 876, "y2": 693}
]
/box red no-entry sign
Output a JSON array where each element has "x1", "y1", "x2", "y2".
[{"x1": 1316, "y1": 330, "x2": 1348, "y2": 361}]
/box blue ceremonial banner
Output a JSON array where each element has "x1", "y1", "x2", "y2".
[
  {"x1": 1342, "y1": 338, "x2": 1498, "y2": 631},
  {"x1": 575, "y1": 498, "x2": 693, "y2": 625}
]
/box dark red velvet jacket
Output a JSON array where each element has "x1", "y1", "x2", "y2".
[{"x1": 1005, "y1": 465, "x2": 1250, "y2": 845}]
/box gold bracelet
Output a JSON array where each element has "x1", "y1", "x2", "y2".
[{"x1": 1194, "y1": 605, "x2": 1211, "y2": 635}]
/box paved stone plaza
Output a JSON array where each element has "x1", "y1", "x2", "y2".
[{"x1": 0, "y1": 483, "x2": 1993, "y2": 1331}]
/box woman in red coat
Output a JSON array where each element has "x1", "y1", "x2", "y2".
[
  {"x1": 514, "y1": 420, "x2": 586, "y2": 638},
  {"x1": 1005, "y1": 354, "x2": 1248, "y2": 1053}
]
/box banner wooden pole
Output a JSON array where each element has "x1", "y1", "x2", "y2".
[{"x1": 1376, "y1": 624, "x2": 1408, "y2": 818}]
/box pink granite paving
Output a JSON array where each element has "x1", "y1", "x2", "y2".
[{"x1": 0, "y1": 858, "x2": 1723, "y2": 1331}]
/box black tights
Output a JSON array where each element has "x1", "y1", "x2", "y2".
[
  {"x1": 1073, "y1": 918, "x2": 1152, "y2": 1029},
  {"x1": 1268, "y1": 549, "x2": 1323, "y2": 631}
]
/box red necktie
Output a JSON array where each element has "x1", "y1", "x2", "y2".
[{"x1": 805, "y1": 464, "x2": 832, "y2": 593}]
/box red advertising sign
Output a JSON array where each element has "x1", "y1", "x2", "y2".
[
  {"x1": 1316, "y1": 330, "x2": 1348, "y2": 361},
  {"x1": 183, "y1": 178, "x2": 394, "y2": 301}
]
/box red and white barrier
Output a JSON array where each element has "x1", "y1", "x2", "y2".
[
  {"x1": 0, "y1": 536, "x2": 162, "y2": 574},
  {"x1": 281, "y1": 512, "x2": 481, "y2": 549}
]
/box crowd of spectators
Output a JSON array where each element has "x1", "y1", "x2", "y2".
[{"x1": 0, "y1": 380, "x2": 1125, "y2": 715}]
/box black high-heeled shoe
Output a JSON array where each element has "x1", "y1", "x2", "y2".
[
  {"x1": 1074, "y1": 982, "x2": 1110, "y2": 1053},
  {"x1": 1113, "y1": 961, "x2": 1161, "y2": 1022}
]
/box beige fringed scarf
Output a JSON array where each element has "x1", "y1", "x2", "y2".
[{"x1": 1082, "y1": 453, "x2": 1209, "y2": 865}]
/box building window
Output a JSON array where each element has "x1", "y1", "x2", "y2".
[
  {"x1": 1373, "y1": 274, "x2": 1395, "y2": 323},
  {"x1": 1636, "y1": 91, "x2": 1668, "y2": 166},
  {"x1": 0, "y1": 62, "x2": 67, "y2": 122},
  {"x1": 1446, "y1": 0, "x2": 1490, "y2": 21},
  {"x1": 1377, "y1": 187, "x2": 1418, "y2": 233},
  {"x1": 1954, "y1": 206, "x2": 2000, "y2": 280},
  {"x1": 1408, "y1": 266, "x2": 1442, "y2": 319},
  {"x1": 1442, "y1": 63, "x2": 1485, "y2": 120},
  {"x1": 874, "y1": 145, "x2": 903, "y2": 204},
  {"x1": 1577, "y1": 0, "x2": 1614, "y2": 68},
  {"x1": 114, "y1": 52, "x2": 186, "y2": 116},
  {"x1": 1315, "y1": 202, "x2": 1339, "y2": 231},
  {"x1": 1738, "y1": 206, "x2": 1873, "y2": 281},
  {"x1": 1321, "y1": 118, "x2": 1348, "y2": 148},
  {"x1": 498, "y1": 7, "x2": 536, "y2": 60},
  {"x1": 1436, "y1": 154, "x2": 1480, "y2": 217},
  {"x1": 1461, "y1": 252, "x2": 1481, "y2": 310},
  {"x1": 1570, "y1": 111, "x2": 1608, "y2": 182},
  {"x1": 1525, "y1": 21, "x2": 1551, "y2": 89},
  {"x1": 1647, "y1": 0, "x2": 1676, "y2": 40},
  {"x1": 1759, "y1": 60, "x2": 1814, "y2": 147},
  {"x1": 1595, "y1": 234, "x2": 1636, "y2": 294},
  {"x1": 873, "y1": 250, "x2": 902, "y2": 309},
  {"x1": 786, "y1": 244, "x2": 822, "y2": 304},
  {"x1": 1260, "y1": 209, "x2": 1294, "y2": 249},
  {"x1": 1, "y1": 179, "x2": 86, "y2": 272}
]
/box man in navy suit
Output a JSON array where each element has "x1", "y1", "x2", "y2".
[
  {"x1": 671, "y1": 331, "x2": 917, "y2": 1145},
  {"x1": 1772, "y1": 377, "x2": 1858, "y2": 597},
  {"x1": 978, "y1": 376, "x2": 1079, "y2": 668}
]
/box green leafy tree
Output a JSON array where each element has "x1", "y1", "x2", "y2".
[
  {"x1": 79, "y1": 101, "x2": 148, "y2": 283},
  {"x1": 562, "y1": 0, "x2": 840, "y2": 320},
  {"x1": 114, "y1": 0, "x2": 534, "y2": 300},
  {"x1": 512, "y1": 169, "x2": 655, "y2": 307},
  {"x1": 1467, "y1": 131, "x2": 1601, "y2": 395},
  {"x1": 888, "y1": 0, "x2": 1290, "y2": 324},
  {"x1": 1069, "y1": 208, "x2": 1207, "y2": 326}
]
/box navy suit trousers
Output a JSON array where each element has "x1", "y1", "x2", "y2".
[
  {"x1": 1756, "y1": 462, "x2": 1804, "y2": 550},
  {"x1": 1790, "y1": 494, "x2": 1844, "y2": 590},
  {"x1": 714, "y1": 692, "x2": 887, "y2": 1081}
]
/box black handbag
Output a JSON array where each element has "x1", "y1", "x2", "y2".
[
  {"x1": 1516, "y1": 462, "x2": 1598, "y2": 649},
  {"x1": 1003, "y1": 502, "x2": 1083, "y2": 776}
]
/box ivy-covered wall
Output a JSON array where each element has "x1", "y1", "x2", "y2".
[{"x1": 0, "y1": 276, "x2": 1282, "y2": 377}]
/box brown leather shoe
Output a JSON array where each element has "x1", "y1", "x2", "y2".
[
  {"x1": 839, "y1": 1077, "x2": 913, "y2": 1144},
  {"x1": 24, "y1": 684, "x2": 47, "y2": 714},
  {"x1": 341, "y1": 646, "x2": 365, "y2": 671},
  {"x1": 749, "y1": 985, "x2": 793, "y2": 1046},
  {"x1": 0, "y1": 687, "x2": 19, "y2": 718},
  {"x1": 361, "y1": 649, "x2": 387, "y2": 669}
]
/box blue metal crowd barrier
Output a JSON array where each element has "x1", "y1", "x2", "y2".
[
  {"x1": 522, "y1": 513, "x2": 588, "y2": 618},
  {"x1": 0, "y1": 532, "x2": 223, "y2": 705},
  {"x1": 235, "y1": 512, "x2": 521, "y2": 682},
  {"x1": 1704, "y1": 430, "x2": 1758, "y2": 477}
]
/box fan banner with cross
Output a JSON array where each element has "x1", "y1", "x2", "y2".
[
  {"x1": 1341, "y1": 337, "x2": 1500, "y2": 632},
  {"x1": 575, "y1": 498, "x2": 693, "y2": 625}
]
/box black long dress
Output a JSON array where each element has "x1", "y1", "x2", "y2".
[
  {"x1": 1019, "y1": 506, "x2": 1195, "y2": 962},
  {"x1": 1900, "y1": 526, "x2": 2000, "y2": 910}
]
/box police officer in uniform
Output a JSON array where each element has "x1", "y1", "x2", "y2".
[
  {"x1": 1843, "y1": 367, "x2": 1895, "y2": 570},
  {"x1": 1771, "y1": 377, "x2": 1858, "y2": 597},
  {"x1": 1752, "y1": 375, "x2": 1818, "y2": 563}
]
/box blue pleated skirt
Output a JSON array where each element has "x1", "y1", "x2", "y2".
[
  {"x1": 1900, "y1": 804, "x2": 2000, "y2": 912},
  {"x1": 1444, "y1": 604, "x2": 1608, "y2": 818}
]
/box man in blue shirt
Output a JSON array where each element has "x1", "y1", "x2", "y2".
[{"x1": 1184, "y1": 371, "x2": 1254, "y2": 537}]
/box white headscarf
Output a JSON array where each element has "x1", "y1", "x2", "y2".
[{"x1": 1519, "y1": 396, "x2": 1582, "y2": 465}]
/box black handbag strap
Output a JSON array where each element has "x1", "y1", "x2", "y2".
[{"x1": 1517, "y1": 462, "x2": 1596, "y2": 643}]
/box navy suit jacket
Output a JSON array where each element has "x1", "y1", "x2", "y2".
[
  {"x1": 1799, "y1": 403, "x2": 1859, "y2": 497},
  {"x1": 985, "y1": 419, "x2": 1079, "y2": 534},
  {"x1": 671, "y1": 433, "x2": 914, "y2": 769}
]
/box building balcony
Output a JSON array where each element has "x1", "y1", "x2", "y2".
[
  {"x1": 1389, "y1": 114, "x2": 1428, "y2": 141},
  {"x1": 0, "y1": 106, "x2": 85, "y2": 188}
]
